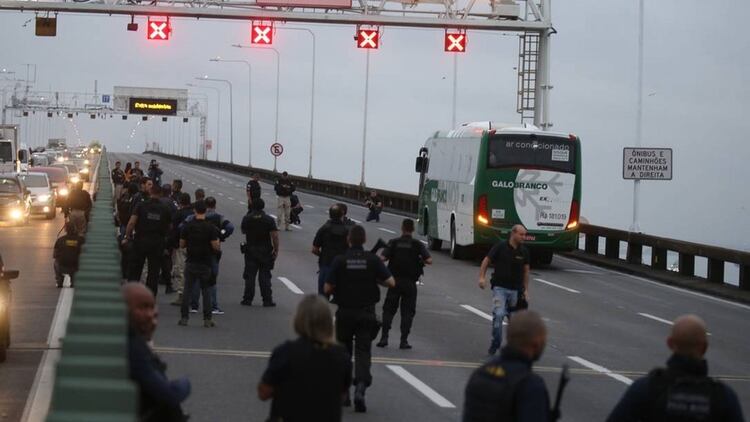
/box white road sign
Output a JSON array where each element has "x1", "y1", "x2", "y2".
[
  {"x1": 623, "y1": 147, "x2": 673, "y2": 180},
  {"x1": 270, "y1": 142, "x2": 284, "y2": 157}
]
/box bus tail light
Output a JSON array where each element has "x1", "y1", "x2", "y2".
[
  {"x1": 477, "y1": 194, "x2": 489, "y2": 225},
  {"x1": 567, "y1": 200, "x2": 579, "y2": 230}
]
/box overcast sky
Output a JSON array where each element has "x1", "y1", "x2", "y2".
[{"x1": 0, "y1": 0, "x2": 748, "y2": 252}]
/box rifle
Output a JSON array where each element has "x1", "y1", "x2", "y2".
[{"x1": 551, "y1": 364, "x2": 570, "y2": 421}]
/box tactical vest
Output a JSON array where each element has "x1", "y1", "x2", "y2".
[
  {"x1": 463, "y1": 361, "x2": 531, "y2": 422},
  {"x1": 645, "y1": 368, "x2": 724, "y2": 422},
  {"x1": 335, "y1": 249, "x2": 380, "y2": 308},
  {"x1": 387, "y1": 237, "x2": 423, "y2": 280}
]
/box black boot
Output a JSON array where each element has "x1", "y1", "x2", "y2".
[
  {"x1": 354, "y1": 382, "x2": 367, "y2": 413},
  {"x1": 376, "y1": 330, "x2": 389, "y2": 348}
]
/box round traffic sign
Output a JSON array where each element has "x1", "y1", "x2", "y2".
[{"x1": 270, "y1": 142, "x2": 284, "y2": 157}]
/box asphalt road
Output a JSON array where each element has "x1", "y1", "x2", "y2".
[{"x1": 6, "y1": 152, "x2": 749, "y2": 421}]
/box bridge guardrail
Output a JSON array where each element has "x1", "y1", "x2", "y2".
[
  {"x1": 145, "y1": 151, "x2": 749, "y2": 297},
  {"x1": 46, "y1": 152, "x2": 137, "y2": 422}
]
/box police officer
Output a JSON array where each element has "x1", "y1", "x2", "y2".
[
  {"x1": 376, "y1": 218, "x2": 432, "y2": 350},
  {"x1": 312, "y1": 205, "x2": 350, "y2": 296},
  {"x1": 324, "y1": 225, "x2": 395, "y2": 413},
  {"x1": 66, "y1": 181, "x2": 92, "y2": 235},
  {"x1": 129, "y1": 177, "x2": 153, "y2": 215},
  {"x1": 148, "y1": 161, "x2": 163, "y2": 186},
  {"x1": 246, "y1": 173, "x2": 261, "y2": 204},
  {"x1": 124, "y1": 184, "x2": 172, "y2": 296},
  {"x1": 159, "y1": 184, "x2": 178, "y2": 295},
  {"x1": 131, "y1": 160, "x2": 145, "y2": 183},
  {"x1": 111, "y1": 160, "x2": 126, "y2": 201},
  {"x1": 463, "y1": 310, "x2": 551, "y2": 422},
  {"x1": 53, "y1": 223, "x2": 85, "y2": 288},
  {"x1": 338, "y1": 203, "x2": 357, "y2": 227},
  {"x1": 171, "y1": 179, "x2": 183, "y2": 203},
  {"x1": 478, "y1": 224, "x2": 530, "y2": 356},
  {"x1": 240, "y1": 198, "x2": 279, "y2": 307},
  {"x1": 274, "y1": 171, "x2": 295, "y2": 231},
  {"x1": 607, "y1": 314, "x2": 744, "y2": 422}
]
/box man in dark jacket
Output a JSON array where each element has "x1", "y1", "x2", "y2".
[
  {"x1": 312, "y1": 205, "x2": 349, "y2": 296},
  {"x1": 607, "y1": 314, "x2": 744, "y2": 422},
  {"x1": 246, "y1": 173, "x2": 261, "y2": 204},
  {"x1": 463, "y1": 310, "x2": 551, "y2": 422},
  {"x1": 66, "y1": 182, "x2": 92, "y2": 234},
  {"x1": 124, "y1": 283, "x2": 190, "y2": 421},
  {"x1": 53, "y1": 223, "x2": 85, "y2": 288}
]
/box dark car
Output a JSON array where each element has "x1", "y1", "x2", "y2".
[{"x1": 0, "y1": 174, "x2": 31, "y2": 225}]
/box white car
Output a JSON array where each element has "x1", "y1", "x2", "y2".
[{"x1": 18, "y1": 172, "x2": 56, "y2": 219}]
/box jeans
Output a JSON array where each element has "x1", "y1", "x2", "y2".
[
  {"x1": 336, "y1": 306, "x2": 377, "y2": 386},
  {"x1": 316, "y1": 264, "x2": 331, "y2": 296},
  {"x1": 381, "y1": 277, "x2": 417, "y2": 341},
  {"x1": 366, "y1": 208, "x2": 381, "y2": 222},
  {"x1": 182, "y1": 263, "x2": 212, "y2": 320},
  {"x1": 242, "y1": 255, "x2": 273, "y2": 303},
  {"x1": 489, "y1": 286, "x2": 518, "y2": 353},
  {"x1": 191, "y1": 255, "x2": 219, "y2": 310}
]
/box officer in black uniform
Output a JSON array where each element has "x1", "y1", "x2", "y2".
[
  {"x1": 463, "y1": 310, "x2": 551, "y2": 422},
  {"x1": 376, "y1": 218, "x2": 432, "y2": 350},
  {"x1": 324, "y1": 225, "x2": 395, "y2": 413},
  {"x1": 607, "y1": 314, "x2": 745, "y2": 422},
  {"x1": 53, "y1": 223, "x2": 85, "y2": 288},
  {"x1": 312, "y1": 205, "x2": 350, "y2": 296},
  {"x1": 124, "y1": 184, "x2": 172, "y2": 296},
  {"x1": 129, "y1": 177, "x2": 153, "y2": 215},
  {"x1": 337, "y1": 203, "x2": 357, "y2": 227},
  {"x1": 246, "y1": 173, "x2": 262, "y2": 204},
  {"x1": 240, "y1": 198, "x2": 279, "y2": 307},
  {"x1": 111, "y1": 160, "x2": 126, "y2": 201}
]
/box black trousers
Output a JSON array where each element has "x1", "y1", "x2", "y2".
[
  {"x1": 381, "y1": 277, "x2": 417, "y2": 341},
  {"x1": 242, "y1": 254, "x2": 273, "y2": 303},
  {"x1": 336, "y1": 306, "x2": 377, "y2": 387},
  {"x1": 128, "y1": 238, "x2": 165, "y2": 297},
  {"x1": 159, "y1": 248, "x2": 173, "y2": 287}
]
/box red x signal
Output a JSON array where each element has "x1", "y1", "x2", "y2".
[
  {"x1": 445, "y1": 32, "x2": 467, "y2": 53},
  {"x1": 251, "y1": 23, "x2": 274, "y2": 45},
  {"x1": 357, "y1": 29, "x2": 379, "y2": 49},
  {"x1": 147, "y1": 16, "x2": 171, "y2": 41}
]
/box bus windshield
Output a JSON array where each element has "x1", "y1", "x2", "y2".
[
  {"x1": 487, "y1": 135, "x2": 576, "y2": 173},
  {"x1": 0, "y1": 142, "x2": 12, "y2": 162}
]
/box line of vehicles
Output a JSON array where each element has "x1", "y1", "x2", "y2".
[{"x1": 0, "y1": 129, "x2": 97, "y2": 225}]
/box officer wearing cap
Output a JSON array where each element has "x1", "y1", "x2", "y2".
[{"x1": 324, "y1": 225, "x2": 395, "y2": 413}]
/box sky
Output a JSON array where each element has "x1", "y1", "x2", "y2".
[{"x1": 0, "y1": 0, "x2": 748, "y2": 251}]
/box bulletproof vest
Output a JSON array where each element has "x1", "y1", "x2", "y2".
[
  {"x1": 57, "y1": 236, "x2": 83, "y2": 267},
  {"x1": 335, "y1": 249, "x2": 380, "y2": 308},
  {"x1": 136, "y1": 199, "x2": 168, "y2": 238},
  {"x1": 321, "y1": 221, "x2": 349, "y2": 264},
  {"x1": 387, "y1": 237, "x2": 423, "y2": 279},
  {"x1": 463, "y1": 361, "x2": 531, "y2": 422},
  {"x1": 645, "y1": 368, "x2": 723, "y2": 422},
  {"x1": 276, "y1": 180, "x2": 294, "y2": 197}
]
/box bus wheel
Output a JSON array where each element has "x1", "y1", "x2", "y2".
[
  {"x1": 450, "y1": 221, "x2": 464, "y2": 260},
  {"x1": 427, "y1": 236, "x2": 442, "y2": 251}
]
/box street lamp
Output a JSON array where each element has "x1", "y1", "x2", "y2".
[
  {"x1": 209, "y1": 57, "x2": 254, "y2": 167},
  {"x1": 232, "y1": 44, "x2": 281, "y2": 148},
  {"x1": 186, "y1": 83, "x2": 222, "y2": 161},
  {"x1": 196, "y1": 76, "x2": 234, "y2": 164}
]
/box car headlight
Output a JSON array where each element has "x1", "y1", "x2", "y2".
[
  {"x1": 81, "y1": 168, "x2": 89, "y2": 174},
  {"x1": 58, "y1": 188, "x2": 69, "y2": 196},
  {"x1": 37, "y1": 194, "x2": 51, "y2": 202},
  {"x1": 56, "y1": 156, "x2": 65, "y2": 162},
  {"x1": 10, "y1": 208, "x2": 23, "y2": 220},
  {"x1": 84, "y1": 159, "x2": 90, "y2": 165},
  {"x1": 70, "y1": 176, "x2": 80, "y2": 184}
]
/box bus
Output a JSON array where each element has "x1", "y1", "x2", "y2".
[{"x1": 414, "y1": 122, "x2": 582, "y2": 264}]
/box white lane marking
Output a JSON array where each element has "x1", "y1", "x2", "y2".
[
  {"x1": 562, "y1": 269, "x2": 602, "y2": 275},
  {"x1": 350, "y1": 218, "x2": 362, "y2": 224},
  {"x1": 420, "y1": 240, "x2": 428, "y2": 245},
  {"x1": 638, "y1": 312, "x2": 673, "y2": 325},
  {"x1": 386, "y1": 365, "x2": 456, "y2": 408},
  {"x1": 461, "y1": 304, "x2": 491, "y2": 320},
  {"x1": 21, "y1": 287, "x2": 75, "y2": 422},
  {"x1": 190, "y1": 182, "x2": 196, "y2": 185},
  {"x1": 378, "y1": 227, "x2": 397, "y2": 234},
  {"x1": 228, "y1": 197, "x2": 234, "y2": 201},
  {"x1": 305, "y1": 205, "x2": 315, "y2": 208},
  {"x1": 269, "y1": 214, "x2": 277, "y2": 219},
  {"x1": 291, "y1": 224, "x2": 302, "y2": 230},
  {"x1": 238, "y1": 201, "x2": 245, "y2": 205},
  {"x1": 534, "y1": 278, "x2": 581, "y2": 294},
  {"x1": 555, "y1": 255, "x2": 750, "y2": 311},
  {"x1": 235, "y1": 184, "x2": 243, "y2": 188},
  {"x1": 568, "y1": 356, "x2": 633, "y2": 385},
  {"x1": 277, "y1": 277, "x2": 304, "y2": 295},
  {"x1": 218, "y1": 192, "x2": 224, "y2": 196}
]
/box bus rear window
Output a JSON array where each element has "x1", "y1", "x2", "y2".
[{"x1": 487, "y1": 135, "x2": 576, "y2": 173}]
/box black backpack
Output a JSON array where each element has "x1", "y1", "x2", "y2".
[
  {"x1": 463, "y1": 362, "x2": 531, "y2": 422},
  {"x1": 645, "y1": 368, "x2": 724, "y2": 421}
]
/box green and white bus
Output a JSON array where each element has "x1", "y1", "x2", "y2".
[{"x1": 414, "y1": 122, "x2": 582, "y2": 264}]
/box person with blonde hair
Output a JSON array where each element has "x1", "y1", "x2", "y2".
[{"x1": 258, "y1": 295, "x2": 351, "y2": 421}]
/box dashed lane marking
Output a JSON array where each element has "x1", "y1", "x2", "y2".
[
  {"x1": 378, "y1": 227, "x2": 397, "y2": 234},
  {"x1": 420, "y1": 240, "x2": 428, "y2": 245},
  {"x1": 350, "y1": 218, "x2": 362, "y2": 224},
  {"x1": 568, "y1": 356, "x2": 633, "y2": 385},
  {"x1": 534, "y1": 278, "x2": 581, "y2": 294},
  {"x1": 562, "y1": 269, "x2": 603, "y2": 275},
  {"x1": 218, "y1": 192, "x2": 224, "y2": 196},
  {"x1": 637, "y1": 312, "x2": 712, "y2": 335},
  {"x1": 305, "y1": 205, "x2": 315, "y2": 208},
  {"x1": 228, "y1": 197, "x2": 234, "y2": 201},
  {"x1": 277, "y1": 277, "x2": 304, "y2": 295},
  {"x1": 460, "y1": 304, "x2": 507, "y2": 325},
  {"x1": 291, "y1": 224, "x2": 302, "y2": 230},
  {"x1": 386, "y1": 365, "x2": 456, "y2": 408}
]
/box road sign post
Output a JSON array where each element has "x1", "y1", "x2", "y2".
[{"x1": 270, "y1": 142, "x2": 283, "y2": 172}]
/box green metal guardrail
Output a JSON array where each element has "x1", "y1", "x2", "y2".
[{"x1": 46, "y1": 153, "x2": 137, "y2": 422}]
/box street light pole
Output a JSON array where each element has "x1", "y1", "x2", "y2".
[
  {"x1": 196, "y1": 76, "x2": 234, "y2": 164},
  {"x1": 451, "y1": 53, "x2": 458, "y2": 128},
  {"x1": 187, "y1": 83, "x2": 221, "y2": 161},
  {"x1": 210, "y1": 57, "x2": 253, "y2": 167},
  {"x1": 631, "y1": 0, "x2": 644, "y2": 233},
  {"x1": 360, "y1": 49, "x2": 371, "y2": 187}
]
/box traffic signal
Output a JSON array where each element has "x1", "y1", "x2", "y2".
[
  {"x1": 357, "y1": 28, "x2": 379, "y2": 49},
  {"x1": 251, "y1": 22, "x2": 273, "y2": 45},
  {"x1": 445, "y1": 30, "x2": 467, "y2": 53},
  {"x1": 147, "y1": 16, "x2": 171, "y2": 41}
]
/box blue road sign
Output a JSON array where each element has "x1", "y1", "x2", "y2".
[{"x1": 102, "y1": 94, "x2": 111, "y2": 103}]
